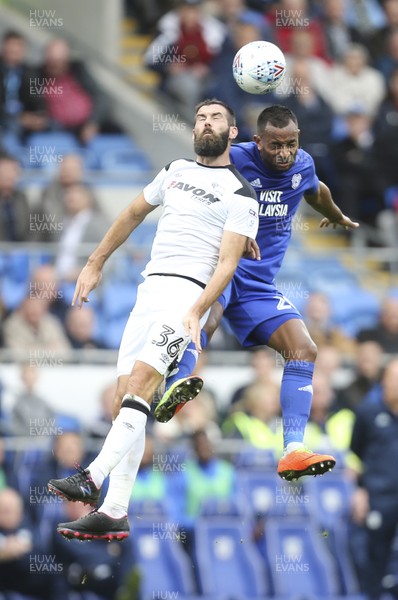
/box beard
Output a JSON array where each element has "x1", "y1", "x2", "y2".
[{"x1": 193, "y1": 128, "x2": 230, "y2": 157}]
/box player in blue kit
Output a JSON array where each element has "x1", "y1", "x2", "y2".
[{"x1": 154, "y1": 105, "x2": 359, "y2": 481}]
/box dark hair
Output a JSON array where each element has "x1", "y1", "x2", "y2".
[
  {"x1": 0, "y1": 151, "x2": 18, "y2": 163},
  {"x1": 257, "y1": 105, "x2": 298, "y2": 133},
  {"x1": 2, "y1": 30, "x2": 25, "y2": 43},
  {"x1": 195, "y1": 98, "x2": 236, "y2": 126}
]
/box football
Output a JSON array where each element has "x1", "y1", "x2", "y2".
[{"x1": 232, "y1": 40, "x2": 286, "y2": 95}]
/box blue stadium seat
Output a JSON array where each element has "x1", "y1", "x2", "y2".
[
  {"x1": 132, "y1": 518, "x2": 196, "y2": 598},
  {"x1": 328, "y1": 288, "x2": 379, "y2": 336},
  {"x1": 236, "y1": 471, "x2": 277, "y2": 517},
  {"x1": 100, "y1": 317, "x2": 128, "y2": 349},
  {"x1": 194, "y1": 517, "x2": 269, "y2": 597},
  {"x1": 384, "y1": 186, "x2": 398, "y2": 209},
  {"x1": 25, "y1": 132, "x2": 80, "y2": 170},
  {"x1": 263, "y1": 517, "x2": 340, "y2": 597},
  {"x1": 234, "y1": 447, "x2": 277, "y2": 471},
  {"x1": 198, "y1": 497, "x2": 245, "y2": 518},
  {"x1": 304, "y1": 474, "x2": 360, "y2": 595},
  {"x1": 100, "y1": 280, "x2": 136, "y2": 320},
  {"x1": 99, "y1": 148, "x2": 152, "y2": 172},
  {"x1": 130, "y1": 221, "x2": 158, "y2": 250},
  {"x1": 86, "y1": 134, "x2": 145, "y2": 170},
  {"x1": 87, "y1": 133, "x2": 139, "y2": 151},
  {"x1": 309, "y1": 266, "x2": 359, "y2": 296},
  {"x1": 1, "y1": 278, "x2": 27, "y2": 310},
  {"x1": 129, "y1": 499, "x2": 169, "y2": 518},
  {"x1": 237, "y1": 471, "x2": 312, "y2": 519},
  {"x1": 304, "y1": 471, "x2": 355, "y2": 529}
]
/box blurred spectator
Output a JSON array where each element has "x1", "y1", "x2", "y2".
[
  {"x1": 269, "y1": 0, "x2": 329, "y2": 60},
  {"x1": 336, "y1": 339, "x2": 384, "y2": 410},
  {"x1": 314, "y1": 343, "x2": 343, "y2": 381},
  {"x1": 31, "y1": 430, "x2": 93, "y2": 500},
  {"x1": 145, "y1": 0, "x2": 226, "y2": 121},
  {"x1": 131, "y1": 433, "x2": 168, "y2": 505},
  {"x1": 167, "y1": 429, "x2": 236, "y2": 539},
  {"x1": 303, "y1": 291, "x2": 357, "y2": 356},
  {"x1": 54, "y1": 182, "x2": 109, "y2": 280},
  {"x1": 0, "y1": 30, "x2": 47, "y2": 141},
  {"x1": 0, "y1": 487, "x2": 52, "y2": 598},
  {"x1": 0, "y1": 152, "x2": 30, "y2": 241},
  {"x1": 344, "y1": 0, "x2": 387, "y2": 40},
  {"x1": 375, "y1": 27, "x2": 398, "y2": 81},
  {"x1": 283, "y1": 57, "x2": 336, "y2": 191},
  {"x1": 350, "y1": 357, "x2": 398, "y2": 599},
  {"x1": 153, "y1": 375, "x2": 221, "y2": 443},
  {"x1": 222, "y1": 380, "x2": 282, "y2": 453},
  {"x1": 277, "y1": 29, "x2": 331, "y2": 100},
  {"x1": 32, "y1": 153, "x2": 90, "y2": 242},
  {"x1": 320, "y1": 0, "x2": 364, "y2": 61},
  {"x1": 29, "y1": 263, "x2": 69, "y2": 322},
  {"x1": 304, "y1": 372, "x2": 360, "y2": 473},
  {"x1": 369, "y1": 0, "x2": 398, "y2": 62},
  {"x1": 332, "y1": 106, "x2": 384, "y2": 227},
  {"x1": 37, "y1": 38, "x2": 110, "y2": 144},
  {"x1": 357, "y1": 294, "x2": 398, "y2": 353},
  {"x1": 230, "y1": 346, "x2": 279, "y2": 405},
  {"x1": 374, "y1": 66, "x2": 398, "y2": 200},
  {"x1": 50, "y1": 501, "x2": 136, "y2": 600},
  {"x1": 0, "y1": 436, "x2": 17, "y2": 490},
  {"x1": 9, "y1": 363, "x2": 54, "y2": 437},
  {"x1": 326, "y1": 43, "x2": 386, "y2": 117},
  {"x1": 212, "y1": 0, "x2": 271, "y2": 33},
  {"x1": 154, "y1": 350, "x2": 220, "y2": 443},
  {"x1": 64, "y1": 305, "x2": 104, "y2": 349},
  {"x1": 88, "y1": 381, "x2": 115, "y2": 438},
  {"x1": 3, "y1": 295, "x2": 71, "y2": 355}
]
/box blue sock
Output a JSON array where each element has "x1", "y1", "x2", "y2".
[
  {"x1": 280, "y1": 360, "x2": 314, "y2": 448},
  {"x1": 165, "y1": 330, "x2": 208, "y2": 390}
]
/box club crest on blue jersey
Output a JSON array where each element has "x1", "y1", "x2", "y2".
[{"x1": 291, "y1": 173, "x2": 302, "y2": 189}]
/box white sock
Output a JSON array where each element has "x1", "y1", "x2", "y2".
[
  {"x1": 99, "y1": 429, "x2": 145, "y2": 519},
  {"x1": 284, "y1": 442, "x2": 305, "y2": 456},
  {"x1": 88, "y1": 395, "x2": 149, "y2": 488}
]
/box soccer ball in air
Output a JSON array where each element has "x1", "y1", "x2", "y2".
[{"x1": 232, "y1": 41, "x2": 286, "y2": 94}]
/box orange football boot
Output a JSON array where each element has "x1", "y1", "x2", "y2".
[{"x1": 277, "y1": 449, "x2": 336, "y2": 481}]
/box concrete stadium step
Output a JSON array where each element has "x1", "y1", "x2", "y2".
[{"x1": 119, "y1": 17, "x2": 158, "y2": 92}]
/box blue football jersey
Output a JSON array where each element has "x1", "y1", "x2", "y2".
[{"x1": 230, "y1": 142, "x2": 319, "y2": 284}]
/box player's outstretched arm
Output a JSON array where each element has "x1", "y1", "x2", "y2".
[
  {"x1": 72, "y1": 192, "x2": 156, "y2": 307},
  {"x1": 304, "y1": 181, "x2": 359, "y2": 230},
  {"x1": 183, "y1": 231, "x2": 249, "y2": 351}
]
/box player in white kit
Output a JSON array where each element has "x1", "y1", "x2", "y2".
[{"x1": 48, "y1": 99, "x2": 259, "y2": 540}]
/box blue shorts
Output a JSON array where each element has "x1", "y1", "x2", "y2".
[{"x1": 219, "y1": 276, "x2": 302, "y2": 347}]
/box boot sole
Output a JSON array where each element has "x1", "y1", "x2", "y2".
[
  {"x1": 154, "y1": 376, "x2": 203, "y2": 423},
  {"x1": 57, "y1": 527, "x2": 129, "y2": 541},
  {"x1": 278, "y1": 458, "x2": 336, "y2": 481}
]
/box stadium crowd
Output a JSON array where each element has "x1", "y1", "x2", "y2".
[{"x1": 0, "y1": 0, "x2": 398, "y2": 598}]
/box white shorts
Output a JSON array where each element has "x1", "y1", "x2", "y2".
[{"x1": 116, "y1": 275, "x2": 209, "y2": 377}]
